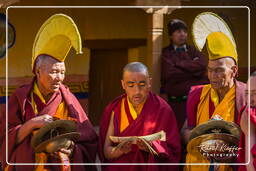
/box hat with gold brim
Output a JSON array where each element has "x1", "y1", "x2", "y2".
[
  {"x1": 31, "y1": 120, "x2": 80, "y2": 153},
  {"x1": 189, "y1": 119, "x2": 241, "y2": 141},
  {"x1": 192, "y1": 12, "x2": 237, "y2": 63},
  {"x1": 32, "y1": 13, "x2": 83, "y2": 71}
]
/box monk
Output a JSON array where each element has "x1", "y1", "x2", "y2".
[
  {"x1": 161, "y1": 19, "x2": 208, "y2": 130},
  {"x1": 99, "y1": 62, "x2": 181, "y2": 171},
  {"x1": 0, "y1": 14, "x2": 98, "y2": 171},
  {"x1": 182, "y1": 32, "x2": 246, "y2": 171},
  {"x1": 238, "y1": 71, "x2": 256, "y2": 171}
]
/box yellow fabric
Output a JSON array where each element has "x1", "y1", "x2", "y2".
[
  {"x1": 4, "y1": 165, "x2": 9, "y2": 171},
  {"x1": 31, "y1": 82, "x2": 68, "y2": 117},
  {"x1": 31, "y1": 82, "x2": 69, "y2": 171},
  {"x1": 32, "y1": 13, "x2": 83, "y2": 70},
  {"x1": 184, "y1": 84, "x2": 235, "y2": 171},
  {"x1": 31, "y1": 82, "x2": 46, "y2": 115},
  {"x1": 120, "y1": 97, "x2": 145, "y2": 132},
  {"x1": 197, "y1": 84, "x2": 235, "y2": 124},
  {"x1": 54, "y1": 100, "x2": 69, "y2": 120},
  {"x1": 34, "y1": 153, "x2": 49, "y2": 171},
  {"x1": 120, "y1": 98, "x2": 129, "y2": 132},
  {"x1": 206, "y1": 32, "x2": 237, "y2": 63}
]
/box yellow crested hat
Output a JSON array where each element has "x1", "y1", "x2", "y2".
[
  {"x1": 206, "y1": 32, "x2": 237, "y2": 62},
  {"x1": 32, "y1": 13, "x2": 82, "y2": 70},
  {"x1": 192, "y1": 12, "x2": 237, "y2": 63}
]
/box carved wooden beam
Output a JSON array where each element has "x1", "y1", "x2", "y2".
[{"x1": 0, "y1": 0, "x2": 20, "y2": 8}]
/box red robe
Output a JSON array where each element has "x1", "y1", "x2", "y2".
[
  {"x1": 99, "y1": 92, "x2": 181, "y2": 171},
  {"x1": 238, "y1": 106, "x2": 256, "y2": 171},
  {"x1": 0, "y1": 80, "x2": 98, "y2": 171}
]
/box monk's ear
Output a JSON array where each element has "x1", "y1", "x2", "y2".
[
  {"x1": 231, "y1": 65, "x2": 238, "y2": 78},
  {"x1": 35, "y1": 68, "x2": 40, "y2": 78},
  {"x1": 121, "y1": 80, "x2": 125, "y2": 90},
  {"x1": 148, "y1": 77, "x2": 152, "y2": 88}
]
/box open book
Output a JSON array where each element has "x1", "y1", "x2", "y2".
[{"x1": 109, "y1": 130, "x2": 166, "y2": 155}]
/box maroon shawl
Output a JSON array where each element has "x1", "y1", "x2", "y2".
[
  {"x1": 161, "y1": 44, "x2": 209, "y2": 97},
  {"x1": 99, "y1": 92, "x2": 181, "y2": 171},
  {"x1": 0, "y1": 80, "x2": 98, "y2": 171}
]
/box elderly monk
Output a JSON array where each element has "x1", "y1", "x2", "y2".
[
  {"x1": 0, "y1": 14, "x2": 98, "y2": 171},
  {"x1": 238, "y1": 71, "x2": 256, "y2": 171},
  {"x1": 182, "y1": 31, "x2": 246, "y2": 171},
  {"x1": 161, "y1": 19, "x2": 208, "y2": 130},
  {"x1": 99, "y1": 62, "x2": 181, "y2": 171}
]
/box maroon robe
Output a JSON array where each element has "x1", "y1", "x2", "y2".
[
  {"x1": 238, "y1": 106, "x2": 256, "y2": 171},
  {"x1": 99, "y1": 92, "x2": 181, "y2": 171},
  {"x1": 185, "y1": 80, "x2": 246, "y2": 170},
  {"x1": 161, "y1": 44, "x2": 209, "y2": 130},
  {"x1": 0, "y1": 80, "x2": 98, "y2": 171},
  {"x1": 187, "y1": 80, "x2": 246, "y2": 128}
]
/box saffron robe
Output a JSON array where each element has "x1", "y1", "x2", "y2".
[
  {"x1": 0, "y1": 80, "x2": 98, "y2": 171},
  {"x1": 99, "y1": 92, "x2": 181, "y2": 171},
  {"x1": 185, "y1": 81, "x2": 246, "y2": 171},
  {"x1": 238, "y1": 106, "x2": 256, "y2": 171}
]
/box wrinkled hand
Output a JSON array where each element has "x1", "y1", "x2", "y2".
[
  {"x1": 29, "y1": 114, "x2": 53, "y2": 130},
  {"x1": 114, "y1": 141, "x2": 132, "y2": 155},
  {"x1": 16, "y1": 114, "x2": 53, "y2": 145},
  {"x1": 136, "y1": 139, "x2": 151, "y2": 153},
  {"x1": 59, "y1": 140, "x2": 75, "y2": 157},
  {"x1": 51, "y1": 140, "x2": 75, "y2": 158}
]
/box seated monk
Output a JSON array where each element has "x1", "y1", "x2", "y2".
[
  {"x1": 0, "y1": 14, "x2": 98, "y2": 171},
  {"x1": 238, "y1": 71, "x2": 256, "y2": 171},
  {"x1": 99, "y1": 62, "x2": 181, "y2": 171}
]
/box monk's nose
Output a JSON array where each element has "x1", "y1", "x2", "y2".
[
  {"x1": 134, "y1": 85, "x2": 140, "y2": 94},
  {"x1": 55, "y1": 73, "x2": 64, "y2": 81}
]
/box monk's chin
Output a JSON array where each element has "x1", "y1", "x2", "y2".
[
  {"x1": 50, "y1": 87, "x2": 60, "y2": 92},
  {"x1": 134, "y1": 99, "x2": 146, "y2": 106},
  {"x1": 210, "y1": 82, "x2": 222, "y2": 89}
]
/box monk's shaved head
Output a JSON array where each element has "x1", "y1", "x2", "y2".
[
  {"x1": 121, "y1": 62, "x2": 151, "y2": 107},
  {"x1": 35, "y1": 55, "x2": 63, "y2": 71},
  {"x1": 34, "y1": 54, "x2": 66, "y2": 98},
  {"x1": 207, "y1": 57, "x2": 238, "y2": 93},
  {"x1": 123, "y1": 62, "x2": 149, "y2": 79},
  {"x1": 223, "y1": 57, "x2": 236, "y2": 68},
  {"x1": 246, "y1": 71, "x2": 256, "y2": 107},
  {"x1": 211, "y1": 57, "x2": 236, "y2": 68}
]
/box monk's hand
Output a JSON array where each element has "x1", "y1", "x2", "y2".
[
  {"x1": 29, "y1": 114, "x2": 53, "y2": 130},
  {"x1": 16, "y1": 114, "x2": 53, "y2": 145},
  {"x1": 136, "y1": 139, "x2": 151, "y2": 153},
  {"x1": 113, "y1": 141, "x2": 132, "y2": 155},
  {"x1": 58, "y1": 140, "x2": 75, "y2": 157}
]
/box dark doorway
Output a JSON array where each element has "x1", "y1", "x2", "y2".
[{"x1": 89, "y1": 48, "x2": 128, "y2": 126}]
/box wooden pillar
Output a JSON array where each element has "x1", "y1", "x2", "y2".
[
  {"x1": 146, "y1": 13, "x2": 164, "y2": 94},
  {"x1": 145, "y1": 7, "x2": 177, "y2": 94}
]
